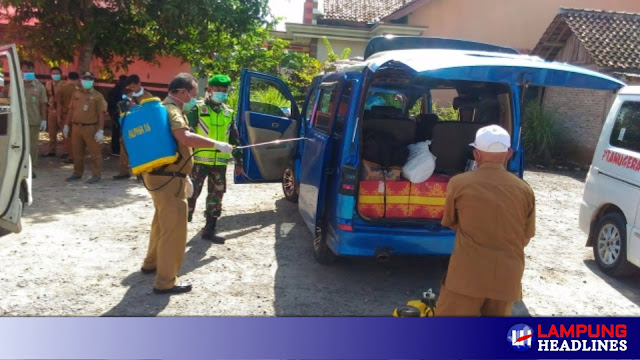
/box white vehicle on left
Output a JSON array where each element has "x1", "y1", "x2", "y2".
[{"x1": 0, "y1": 44, "x2": 32, "y2": 235}]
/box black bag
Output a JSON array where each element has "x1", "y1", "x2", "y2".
[{"x1": 363, "y1": 130, "x2": 409, "y2": 168}]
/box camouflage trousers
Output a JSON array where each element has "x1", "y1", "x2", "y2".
[{"x1": 188, "y1": 164, "x2": 227, "y2": 220}]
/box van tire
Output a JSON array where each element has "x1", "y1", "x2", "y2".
[
  {"x1": 313, "y1": 222, "x2": 337, "y2": 265},
  {"x1": 282, "y1": 167, "x2": 298, "y2": 203},
  {"x1": 593, "y1": 214, "x2": 636, "y2": 277}
]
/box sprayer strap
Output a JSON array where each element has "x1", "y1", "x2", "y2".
[{"x1": 149, "y1": 171, "x2": 186, "y2": 178}]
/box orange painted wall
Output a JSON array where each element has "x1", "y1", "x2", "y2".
[
  {"x1": 408, "y1": 0, "x2": 640, "y2": 53},
  {"x1": 0, "y1": 24, "x2": 191, "y2": 91}
]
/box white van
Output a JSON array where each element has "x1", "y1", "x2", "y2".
[
  {"x1": 580, "y1": 86, "x2": 640, "y2": 276},
  {"x1": 0, "y1": 44, "x2": 32, "y2": 235}
]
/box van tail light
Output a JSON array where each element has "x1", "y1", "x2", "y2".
[
  {"x1": 338, "y1": 223, "x2": 353, "y2": 232},
  {"x1": 338, "y1": 164, "x2": 357, "y2": 196}
]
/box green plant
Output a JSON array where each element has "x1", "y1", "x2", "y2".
[
  {"x1": 433, "y1": 101, "x2": 458, "y2": 121},
  {"x1": 522, "y1": 101, "x2": 558, "y2": 164},
  {"x1": 251, "y1": 86, "x2": 290, "y2": 107},
  {"x1": 409, "y1": 99, "x2": 422, "y2": 116},
  {"x1": 322, "y1": 36, "x2": 351, "y2": 72}
]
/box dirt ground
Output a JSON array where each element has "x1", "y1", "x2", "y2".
[{"x1": 1, "y1": 134, "x2": 640, "y2": 317}]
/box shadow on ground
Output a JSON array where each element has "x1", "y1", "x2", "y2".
[
  {"x1": 102, "y1": 230, "x2": 217, "y2": 316},
  {"x1": 583, "y1": 259, "x2": 640, "y2": 308}
]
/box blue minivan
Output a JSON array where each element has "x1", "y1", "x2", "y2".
[{"x1": 234, "y1": 36, "x2": 625, "y2": 264}]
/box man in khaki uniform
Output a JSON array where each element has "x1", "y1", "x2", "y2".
[
  {"x1": 140, "y1": 73, "x2": 233, "y2": 294},
  {"x1": 57, "y1": 72, "x2": 80, "y2": 163},
  {"x1": 63, "y1": 71, "x2": 107, "y2": 184},
  {"x1": 437, "y1": 125, "x2": 536, "y2": 317},
  {"x1": 113, "y1": 74, "x2": 154, "y2": 179},
  {"x1": 44, "y1": 66, "x2": 64, "y2": 157},
  {"x1": 21, "y1": 61, "x2": 47, "y2": 177}
]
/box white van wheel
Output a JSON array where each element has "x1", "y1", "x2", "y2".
[
  {"x1": 593, "y1": 214, "x2": 636, "y2": 277},
  {"x1": 282, "y1": 167, "x2": 298, "y2": 203}
]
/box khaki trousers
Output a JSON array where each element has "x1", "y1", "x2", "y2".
[
  {"x1": 142, "y1": 174, "x2": 188, "y2": 290},
  {"x1": 29, "y1": 125, "x2": 39, "y2": 169},
  {"x1": 435, "y1": 285, "x2": 514, "y2": 317},
  {"x1": 62, "y1": 113, "x2": 73, "y2": 158},
  {"x1": 47, "y1": 108, "x2": 60, "y2": 154},
  {"x1": 71, "y1": 124, "x2": 102, "y2": 178},
  {"x1": 119, "y1": 142, "x2": 130, "y2": 175}
]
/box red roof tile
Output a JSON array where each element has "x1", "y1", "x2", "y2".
[
  {"x1": 322, "y1": 0, "x2": 417, "y2": 23},
  {"x1": 532, "y1": 8, "x2": 640, "y2": 71}
]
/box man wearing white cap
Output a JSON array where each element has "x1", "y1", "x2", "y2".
[{"x1": 436, "y1": 125, "x2": 536, "y2": 317}]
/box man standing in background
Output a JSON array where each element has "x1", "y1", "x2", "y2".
[
  {"x1": 63, "y1": 71, "x2": 107, "y2": 184},
  {"x1": 21, "y1": 61, "x2": 47, "y2": 178},
  {"x1": 57, "y1": 72, "x2": 80, "y2": 163},
  {"x1": 43, "y1": 66, "x2": 64, "y2": 157},
  {"x1": 113, "y1": 74, "x2": 154, "y2": 180},
  {"x1": 108, "y1": 75, "x2": 127, "y2": 157}
]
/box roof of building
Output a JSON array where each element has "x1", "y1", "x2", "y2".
[
  {"x1": 532, "y1": 8, "x2": 640, "y2": 71},
  {"x1": 322, "y1": 0, "x2": 421, "y2": 24}
]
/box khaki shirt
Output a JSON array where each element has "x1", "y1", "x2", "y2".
[
  {"x1": 441, "y1": 162, "x2": 536, "y2": 301},
  {"x1": 56, "y1": 82, "x2": 79, "y2": 118},
  {"x1": 45, "y1": 81, "x2": 63, "y2": 111},
  {"x1": 68, "y1": 88, "x2": 107, "y2": 125},
  {"x1": 162, "y1": 97, "x2": 194, "y2": 175},
  {"x1": 23, "y1": 80, "x2": 47, "y2": 126}
]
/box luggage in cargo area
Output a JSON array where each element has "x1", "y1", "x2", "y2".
[{"x1": 357, "y1": 159, "x2": 451, "y2": 221}]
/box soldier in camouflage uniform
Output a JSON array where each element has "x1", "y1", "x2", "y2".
[{"x1": 187, "y1": 74, "x2": 245, "y2": 244}]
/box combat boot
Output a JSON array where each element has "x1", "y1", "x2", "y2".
[{"x1": 202, "y1": 215, "x2": 225, "y2": 244}]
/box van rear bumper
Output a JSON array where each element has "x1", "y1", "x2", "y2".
[
  {"x1": 330, "y1": 227, "x2": 455, "y2": 257},
  {"x1": 579, "y1": 201, "x2": 597, "y2": 236}
]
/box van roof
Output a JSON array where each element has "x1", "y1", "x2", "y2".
[
  {"x1": 618, "y1": 86, "x2": 640, "y2": 95},
  {"x1": 364, "y1": 36, "x2": 519, "y2": 59},
  {"x1": 356, "y1": 48, "x2": 624, "y2": 90}
]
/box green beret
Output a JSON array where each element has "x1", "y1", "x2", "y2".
[{"x1": 208, "y1": 74, "x2": 231, "y2": 87}]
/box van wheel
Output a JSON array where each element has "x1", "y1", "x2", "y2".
[
  {"x1": 313, "y1": 223, "x2": 337, "y2": 265},
  {"x1": 282, "y1": 167, "x2": 298, "y2": 203},
  {"x1": 593, "y1": 214, "x2": 636, "y2": 277}
]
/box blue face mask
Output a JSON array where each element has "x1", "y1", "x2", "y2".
[
  {"x1": 211, "y1": 92, "x2": 228, "y2": 103},
  {"x1": 52, "y1": 74, "x2": 62, "y2": 81},
  {"x1": 81, "y1": 80, "x2": 94, "y2": 89},
  {"x1": 23, "y1": 72, "x2": 35, "y2": 81},
  {"x1": 183, "y1": 95, "x2": 197, "y2": 112}
]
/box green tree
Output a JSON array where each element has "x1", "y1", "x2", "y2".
[
  {"x1": 322, "y1": 36, "x2": 351, "y2": 72},
  {"x1": 0, "y1": 0, "x2": 270, "y2": 75}
]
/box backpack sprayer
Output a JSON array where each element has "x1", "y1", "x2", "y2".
[{"x1": 392, "y1": 288, "x2": 437, "y2": 317}]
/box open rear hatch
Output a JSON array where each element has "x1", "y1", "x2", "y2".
[{"x1": 356, "y1": 48, "x2": 624, "y2": 225}]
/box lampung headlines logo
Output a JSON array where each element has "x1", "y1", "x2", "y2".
[{"x1": 508, "y1": 323, "x2": 534, "y2": 352}]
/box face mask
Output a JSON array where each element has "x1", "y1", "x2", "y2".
[
  {"x1": 81, "y1": 80, "x2": 94, "y2": 89},
  {"x1": 23, "y1": 72, "x2": 35, "y2": 81},
  {"x1": 211, "y1": 92, "x2": 228, "y2": 103},
  {"x1": 131, "y1": 87, "x2": 144, "y2": 97},
  {"x1": 52, "y1": 74, "x2": 61, "y2": 81},
  {"x1": 183, "y1": 95, "x2": 197, "y2": 112}
]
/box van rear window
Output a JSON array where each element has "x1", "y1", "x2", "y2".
[{"x1": 610, "y1": 101, "x2": 640, "y2": 152}]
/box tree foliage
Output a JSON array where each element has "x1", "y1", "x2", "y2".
[
  {"x1": 0, "y1": 0, "x2": 270, "y2": 75},
  {"x1": 1, "y1": 0, "x2": 328, "y2": 105}
]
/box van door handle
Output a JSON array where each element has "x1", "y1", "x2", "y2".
[
  {"x1": 11, "y1": 144, "x2": 20, "y2": 149},
  {"x1": 271, "y1": 122, "x2": 279, "y2": 128}
]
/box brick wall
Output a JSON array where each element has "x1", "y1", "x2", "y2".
[{"x1": 542, "y1": 87, "x2": 615, "y2": 164}]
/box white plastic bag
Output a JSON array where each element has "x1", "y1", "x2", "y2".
[{"x1": 402, "y1": 140, "x2": 436, "y2": 183}]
